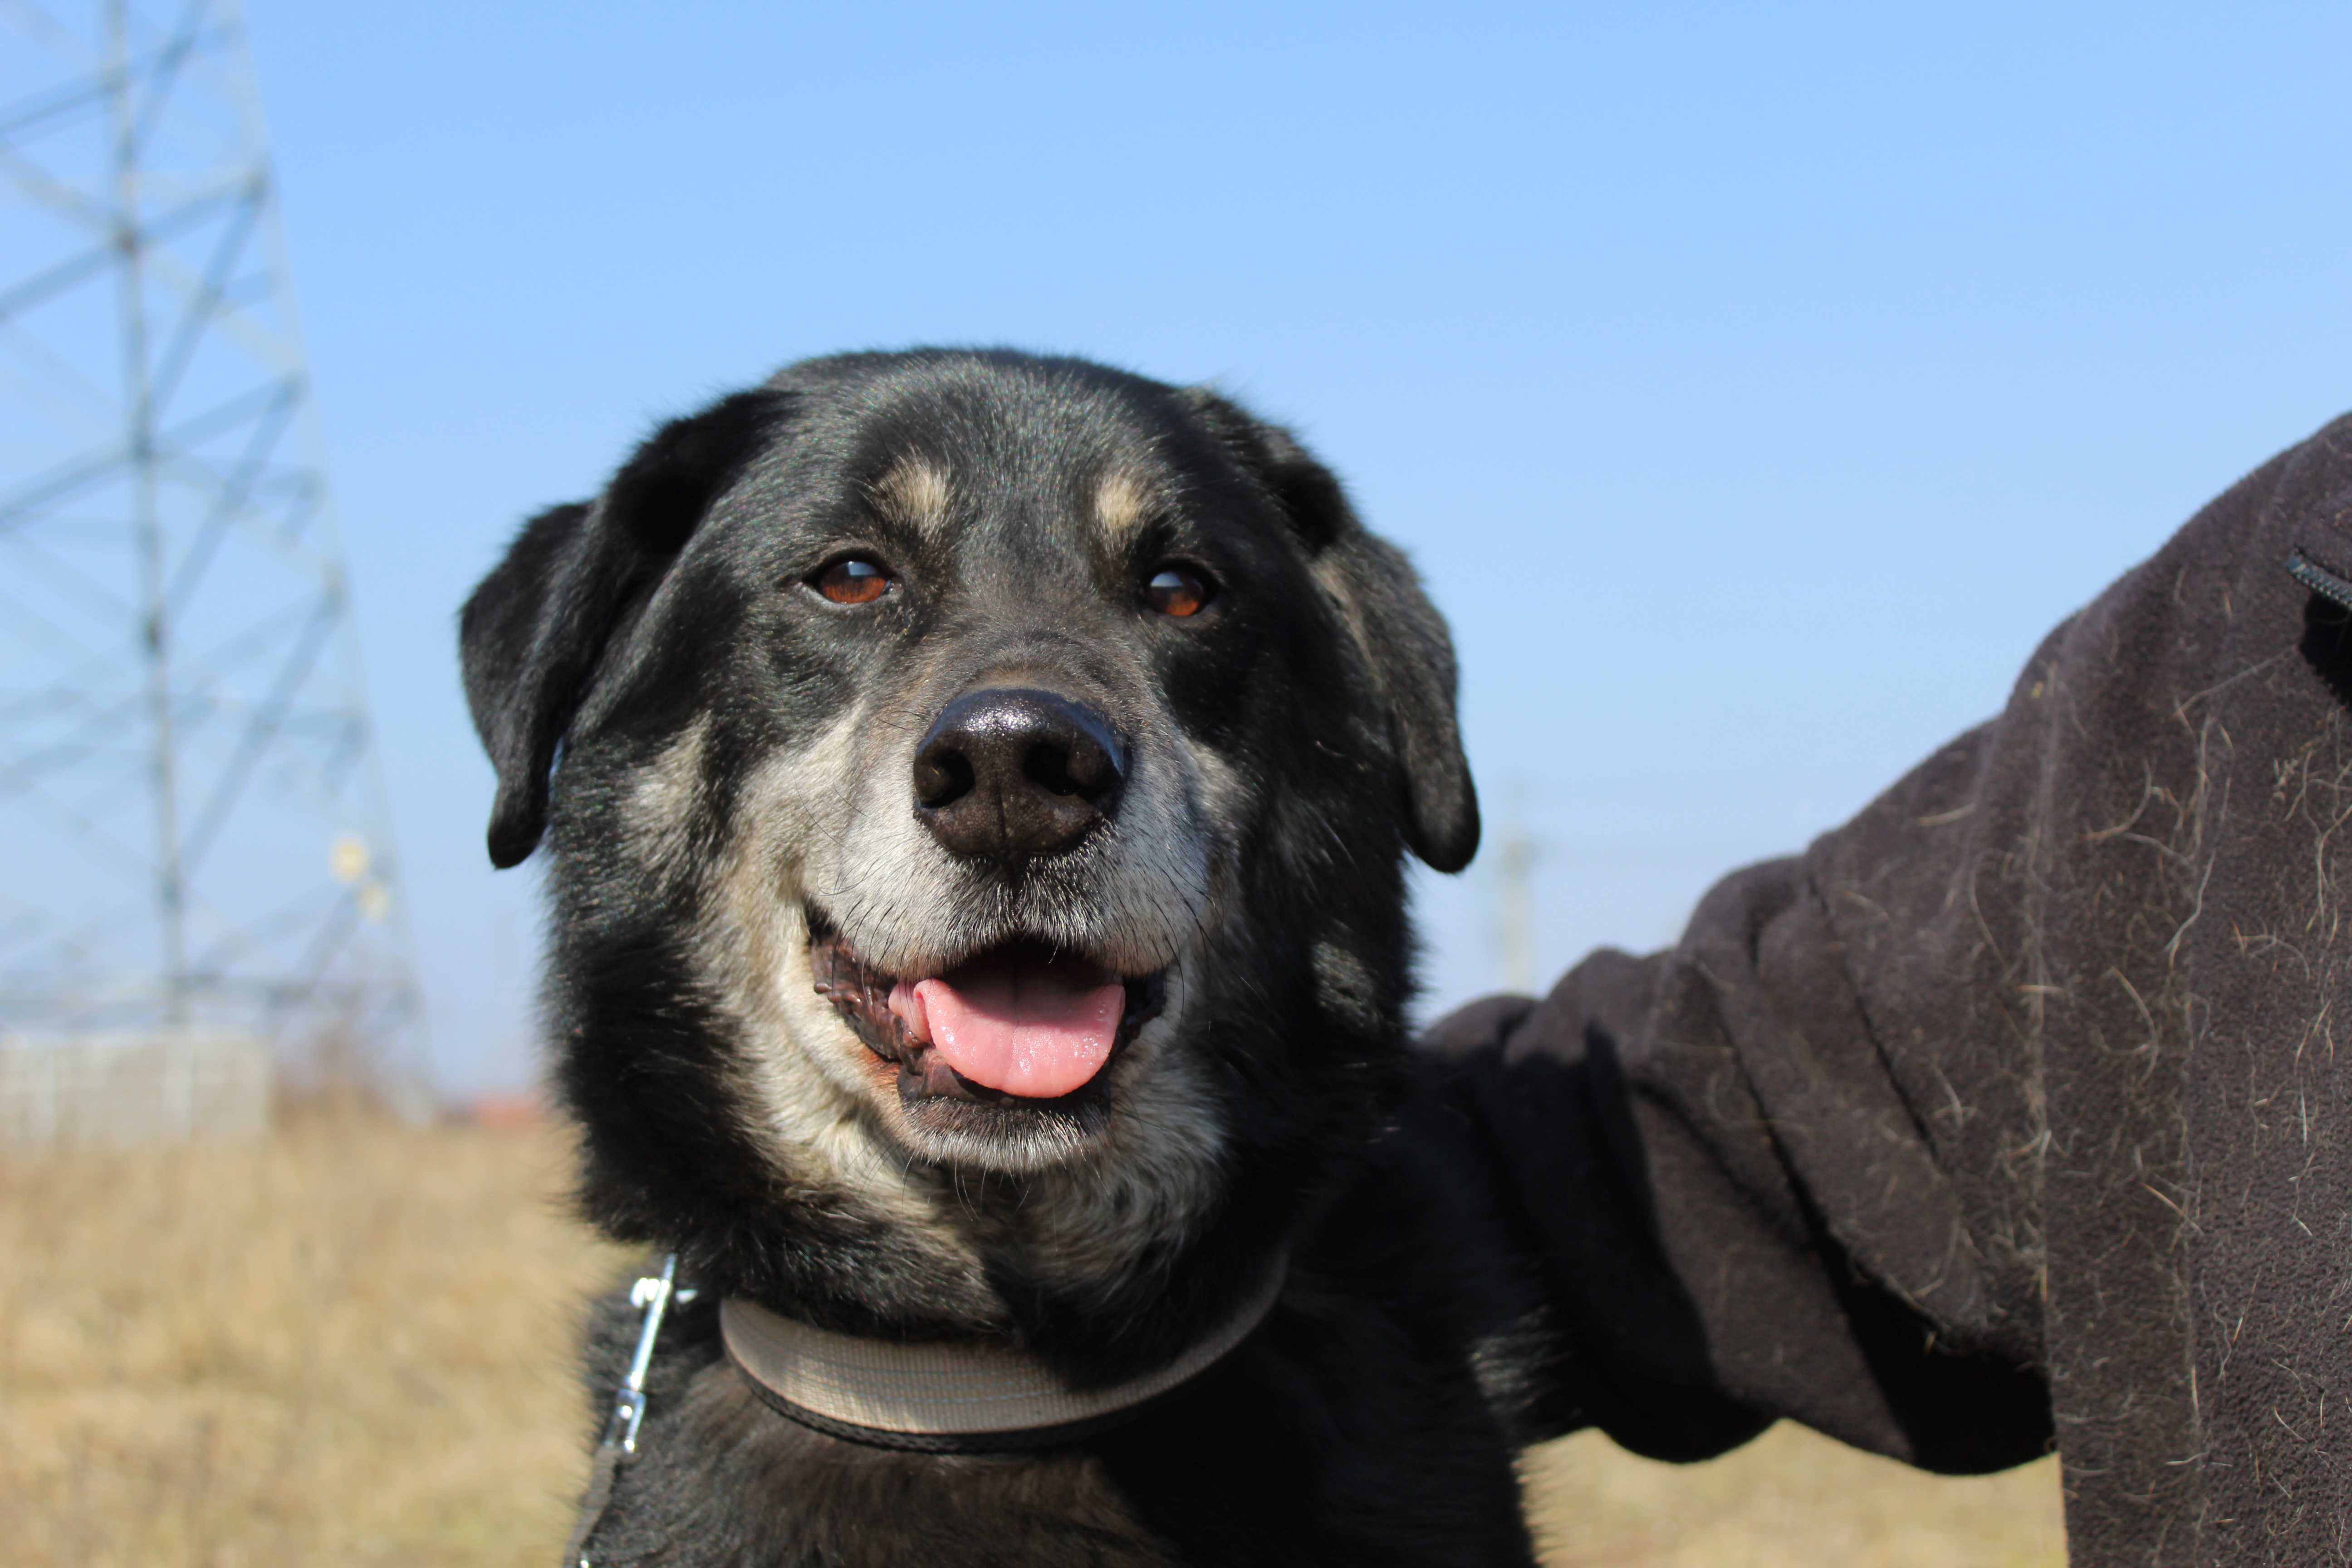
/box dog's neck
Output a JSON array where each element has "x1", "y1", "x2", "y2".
[{"x1": 760, "y1": 1150, "x2": 1302, "y2": 1389}]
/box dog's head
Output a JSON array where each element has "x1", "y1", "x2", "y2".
[{"x1": 462, "y1": 351, "x2": 1475, "y2": 1334}]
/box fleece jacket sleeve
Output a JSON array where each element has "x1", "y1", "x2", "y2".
[{"x1": 1425, "y1": 412, "x2": 2352, "y2": 1566}]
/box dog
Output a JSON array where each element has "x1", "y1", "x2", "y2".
[{"x1": 461, "y1": 349, "x2": 1553, "y2": 1566}]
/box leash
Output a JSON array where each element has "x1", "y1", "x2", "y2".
[{"x1": 562, "y1": 1254, "x2": 688, "y2": 1568}]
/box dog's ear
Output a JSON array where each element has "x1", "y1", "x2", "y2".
[
  {"x1": 460, "y1": 389, "x2": 789, "y2": 868},
  {"x1": 1178, "y1": 388, "x2": 1480, "y2": 872}
]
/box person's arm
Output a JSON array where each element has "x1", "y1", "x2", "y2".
[
  {"x1": 1417, "y1": 846, "x2": 2051, "y2": 1473},
  {"x1": 1415, "y1": 412, "x2": 2352, "y2": 1564}
]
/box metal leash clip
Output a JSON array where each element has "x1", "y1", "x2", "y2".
[
  {"x1": 565, "y1": 1253, "x2": 695, "y2": 1567},
  {"x1": 603, "y1": 1255, "x2": 684, "y2": 1453}
]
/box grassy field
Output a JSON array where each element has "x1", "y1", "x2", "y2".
[{"x1": 0, "y1": 1113, "x2": 2067, "y2": 1566}]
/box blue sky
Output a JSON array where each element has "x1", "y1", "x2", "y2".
[{"x1": 234, "y1": 2, "x2": 2352, "y2": 1094}]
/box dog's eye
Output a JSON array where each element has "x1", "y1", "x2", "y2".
[
  {"x1": 1144, "y1": 566, "x2": 1212, "y2": 618},
  {"x1": 812, "y1": 555, "x2": 893, "y2": 606}
]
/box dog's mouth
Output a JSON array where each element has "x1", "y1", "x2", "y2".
[{"x1": 807, "y1": 909, "x2": 1167, "y2": 1107}]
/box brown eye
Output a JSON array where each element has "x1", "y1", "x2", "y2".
[
  {"x1": 813, "y1": 555, "x2": 892, "y2": 605},
  {"x1": 1144, "y1": 566, "x2": 1211, "y2": 617}
]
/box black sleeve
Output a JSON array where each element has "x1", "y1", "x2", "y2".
[
  {"x1": 1422, "y1": 413, "x2": 2352, "y2": 1563},
  {"x1": 1421, "y1": 846, "x2": 2052, "y2": 1474}
]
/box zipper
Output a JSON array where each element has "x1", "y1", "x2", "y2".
[{"x1": 2287, "y1": 549, "x2": 2352, "y2": 613}]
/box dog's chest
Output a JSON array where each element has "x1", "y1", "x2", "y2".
[{"x1": 585, "y1": 1363, "x2": 1178, "y2": 1568}]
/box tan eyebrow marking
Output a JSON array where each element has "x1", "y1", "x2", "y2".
[
  {"x1": 868, "y1": 456, "x2": 955, "y2": 533},
  {"x1": 1094, "y1": 470, "x2": 1159, "y2": 541}
]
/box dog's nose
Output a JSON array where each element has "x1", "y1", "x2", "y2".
[{"x1": 913, "y1": 688, "x2": 1126, "y2": 862}]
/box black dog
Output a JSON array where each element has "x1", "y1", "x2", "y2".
[{"x1": 461, "y1": 350, "x2": 1553, "y2": 1566}]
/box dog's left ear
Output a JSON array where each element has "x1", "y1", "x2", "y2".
[
  {"x1": 1179, "y1": 389, "x2": 1481, "y2": 872},
  {"x1": 460, "y1": 389, "x2": 789, "y2": 869}
]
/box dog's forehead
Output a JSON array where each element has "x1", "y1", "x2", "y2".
[{"x1": 793, "y1": 363, "x2": 1244, "y2": 549}]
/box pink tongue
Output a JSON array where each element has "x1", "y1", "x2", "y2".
[{"x1": 888, "y1": 958, "x2": 1126, "y2": 1099}]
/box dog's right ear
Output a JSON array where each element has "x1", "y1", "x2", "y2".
[{"x1": 460, "y1": 389, "x2": 789, "y2": 868}]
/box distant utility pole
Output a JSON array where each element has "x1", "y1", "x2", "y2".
[
  {"x1": 0, "y1": 1, "x2": 425, "y2": 1099},
  {"x1": 1493, "y1": 818, "x2": 1538, "y2": 995}
]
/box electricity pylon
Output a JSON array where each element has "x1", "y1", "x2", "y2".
[{"x1": 0, "y1": 0, "x2": 426, "y2": 1102}]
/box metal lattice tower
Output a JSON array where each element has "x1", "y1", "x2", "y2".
[{"x1": 0, "y1": 0, "x2": 424, "y2": 1097}]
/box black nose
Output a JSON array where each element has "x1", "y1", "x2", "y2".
[{"x1": 913, "y1": 688, "x2": 1127, "y2": 862}]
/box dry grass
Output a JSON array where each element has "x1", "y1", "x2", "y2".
[
  {"x1": 1524, "y1": 1430, "x2": 2064, "y2": 1567},
  {"x1": 0, "y1": 1107, "x2": 632, "y2": 1566},
  {"x1": 0, "y1": 1113, "x2": 2067, "y2": 1565}
]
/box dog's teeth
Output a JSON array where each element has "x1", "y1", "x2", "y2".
[{"x1": 886, "y1": 980, "x2": 932, "y2": 1045}]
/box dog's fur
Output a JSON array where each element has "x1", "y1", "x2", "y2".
[{"x1": 462, "y1": 350, "x2": 1552, "y2": 1566}]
